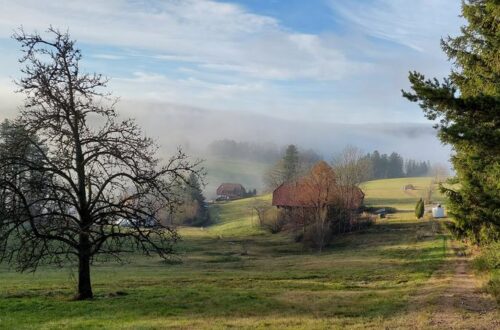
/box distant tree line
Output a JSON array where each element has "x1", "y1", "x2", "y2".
[
  {"x1": 405, "y1": 159, "x2": 431, "y2": 177},
  {"x1": 360, "y1": 151, "x2": 430, "y2": 180},
  {"x1": 208, "y1": 139, "x2": 281, "y2": 163},
  {"x1": 208, "y1": 139, "x2": 322, "y2": 165},
  {"x1": 264, "y1": 146, "x2": 433, "y2": 191}
]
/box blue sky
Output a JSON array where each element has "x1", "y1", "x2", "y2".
[{"x1": 0, "y1": 0, "x2": 462, "y2": 161}]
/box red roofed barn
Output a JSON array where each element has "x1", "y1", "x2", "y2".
[
  {"x1": 272, "y1": 161, "x2": 364, "y2": 210},
  {"x1": 272, "y1": 181, "x2": 364, "y2": 210},
  {"x1": 270, "y1": 162, "x2": 367, "y2": 249}
]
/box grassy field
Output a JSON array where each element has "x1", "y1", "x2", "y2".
[
  {"x1": 0, "y1": 177, "x2": 453, "y2": 329},
  {"x1": 361, "y1": 176, "x2": 443, "y2": 211}
]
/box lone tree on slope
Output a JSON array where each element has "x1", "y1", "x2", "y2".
[{"x1": 0, "y1": 28, "x2": 202, "y2": 300}]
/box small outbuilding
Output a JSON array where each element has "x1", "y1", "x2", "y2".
[
  {"x1": 432, "y1": 204, "x2": 445, "y2": 218},
  {"x1": 404, "y1": 184, "x2": 415, "y2": 190}
]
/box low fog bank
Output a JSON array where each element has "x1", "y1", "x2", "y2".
[
  {"x1": 118, "y1": 100, "x2": 451, "y2": 164},
  {"x1": 2, "y1": 99, "x2": 451, "y2": 198}
]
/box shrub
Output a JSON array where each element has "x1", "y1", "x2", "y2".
[
  {"x1": 472, "y1": 242, "x2": 500, "y2": 271},
  {"x1": 415, "y1": 198, "x2": 424, "y2": 219},
  {"x1": 303, "y1": 221, "x2": 332, "y2": 250},
  {"x1": 256, "y1": 207, "x2": 285, "y2": 234},
  {"x1": 472, "y1": 242, "x2": 500, "y2": 302},
  {"x1": 294, "y1": 231, "x2": 304, "y2": 243},
  {"x1": 486, "y1": 276, "x2": 500, "y2": 303},
  {"x1": 356, "y1": 213, "x2": 376, "y2": 230}
]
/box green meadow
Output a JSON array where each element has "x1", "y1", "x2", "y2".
[{"x1": 0, "y1": 177, "x2": 450, "y2": 329}]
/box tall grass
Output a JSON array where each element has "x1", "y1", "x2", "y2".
[{"x1": 472, "y1": 242, "x2": 500, "y2": 302}]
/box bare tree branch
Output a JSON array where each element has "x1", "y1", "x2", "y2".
[{"x1": 0, "y1": 28, "x2": 203, "y2": 300}]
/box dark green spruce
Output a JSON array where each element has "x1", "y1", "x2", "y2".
[{"x1": 403, "y1": 0, "x2": 499, "y2": 243}]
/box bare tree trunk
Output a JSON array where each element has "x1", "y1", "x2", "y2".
[
  {"x1": 76, "y1": 233, "x2": 93, "y2": 300},
  {"x1": 317, "y1": 206, "x2": 328, "y2": 253}
]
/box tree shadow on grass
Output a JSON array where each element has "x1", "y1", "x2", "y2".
[{"x1": 0, "y1": 219, "x2": 452, "y2": 328}]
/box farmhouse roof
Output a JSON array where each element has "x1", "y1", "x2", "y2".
[
  {"x1": 272, "y1": 181, "x2": 364, "y2": 209},
  {"x1": 216, "y1": 183, "x2": 245, "y2": 195},
  {"x1": 272, "y1": 180, "x2": 315, "y2": 207}
]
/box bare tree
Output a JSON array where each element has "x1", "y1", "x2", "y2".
[
  {"x1": 423, "y1": 185, "x2": 433, "y2": 205},
  {"x1": 251, "y1": 199, "x2": 284, "y2": 233},
  {"x1": 0, "y1": 28, "x2": 202, "y2": 300},
  {"x1": 431, "y1": 163, "x2": 449, "y2": 183},
  {"x1": 331, "y1": 146, "x2": 369, "y2": 231},
  {"x1": 263, "y1": 159, "x2": 286, "y2": 191},
  {"x1": 332, "y1": 146, "x2": 372, "y2": 186},
  {"x1": 304, "y1": 161, "x2": 337, "y2": 252}
]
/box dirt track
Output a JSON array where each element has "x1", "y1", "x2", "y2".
[{"x1": 408, "y1": 237, "x2": 498, "y2": 329}]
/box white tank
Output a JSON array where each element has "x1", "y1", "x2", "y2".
[{"x1": 432, "y1": 205, "x2": 445, "y2": 218}]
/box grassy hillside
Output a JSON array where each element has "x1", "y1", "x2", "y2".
[
  {"x1": 203, "y1": 157, "x2": 271, "y2": 199},
  {"x1": 362, "y1": 176, "x2": 445, "y2": 211},
  {"x1": 0, "y1": 177, "x2": 454, "y2": 329}
]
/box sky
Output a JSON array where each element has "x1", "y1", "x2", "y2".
[{"x1": 0, "y1": 0, "x2": 463, "y2": 162}]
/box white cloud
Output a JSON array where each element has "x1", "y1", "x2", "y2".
[
  {"x1": 91, "y1": 54, "x2": 124, "y2": 60},
  {"x1": 328, "y1": 0, "x2": 463, "y2": 53},
  {"x1": 111, "y1": 71, "x2": 268, "y2": 110},
  {"x1": 0, "y1": 0, "x2": 463, "y2": 128},
  {"x1": 0, "y1": 0, "x2": 358, "y2": 81}
]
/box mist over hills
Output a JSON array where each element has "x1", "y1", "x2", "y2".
[
  {"x1": 1, "y1": 96, "x2": 450, "y2": 165},
  {"x1": 1, "y1": 99, "x2": 450, "y2": 199},
  {"x1": 118, "y1": 100, "x2": 450, "y2": 164},
  {"x1": 113, "y1": 100, "x2": 451, "y2": 198}
]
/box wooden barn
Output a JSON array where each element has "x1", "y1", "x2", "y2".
[
  {"x1": 216, "y1": 183, "x2": 246, "y2": 200},
  {"x1": 272, "y1": 180, "x2": 318, "y2": 209}
]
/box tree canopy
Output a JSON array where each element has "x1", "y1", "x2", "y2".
[
  {"x1": 0, "y1": 28, "x2": 202, "y2": 299},
  {"x1": 403, "y1": 0, "x2": 499, "y2": 243}
]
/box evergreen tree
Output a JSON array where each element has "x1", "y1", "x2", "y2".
[
  {"x1": 185, "y1": 173, "x2": 210, "y2": 226},
  {"x1": 405, "y1": 159, "x2": 430, "y2": 177},
  {"x1": 415, "y1": 198, "x2": 424, "y2": 219},
  {"x1": 403, "y1": 0, "x2": 499, "y2": 242},
  {"x1": 283, "y1": 144, "x2": 300, "y2": 182},
  {"x1": 0, "y1": 120, "x2": 48, "y2": 221},
  {"x1": 371, "y1": 150, "x2": 382, "y2": 178},
  {"x1": 388, "y1": 152, "x2": 404, "y2": 178},
  {"x1": 380, "y1": 154, "x2": 389, "y2": 178}
]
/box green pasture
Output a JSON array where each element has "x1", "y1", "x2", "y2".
[{"x1": 0, "y1": 177, "x2": 450, "y2": 329}]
